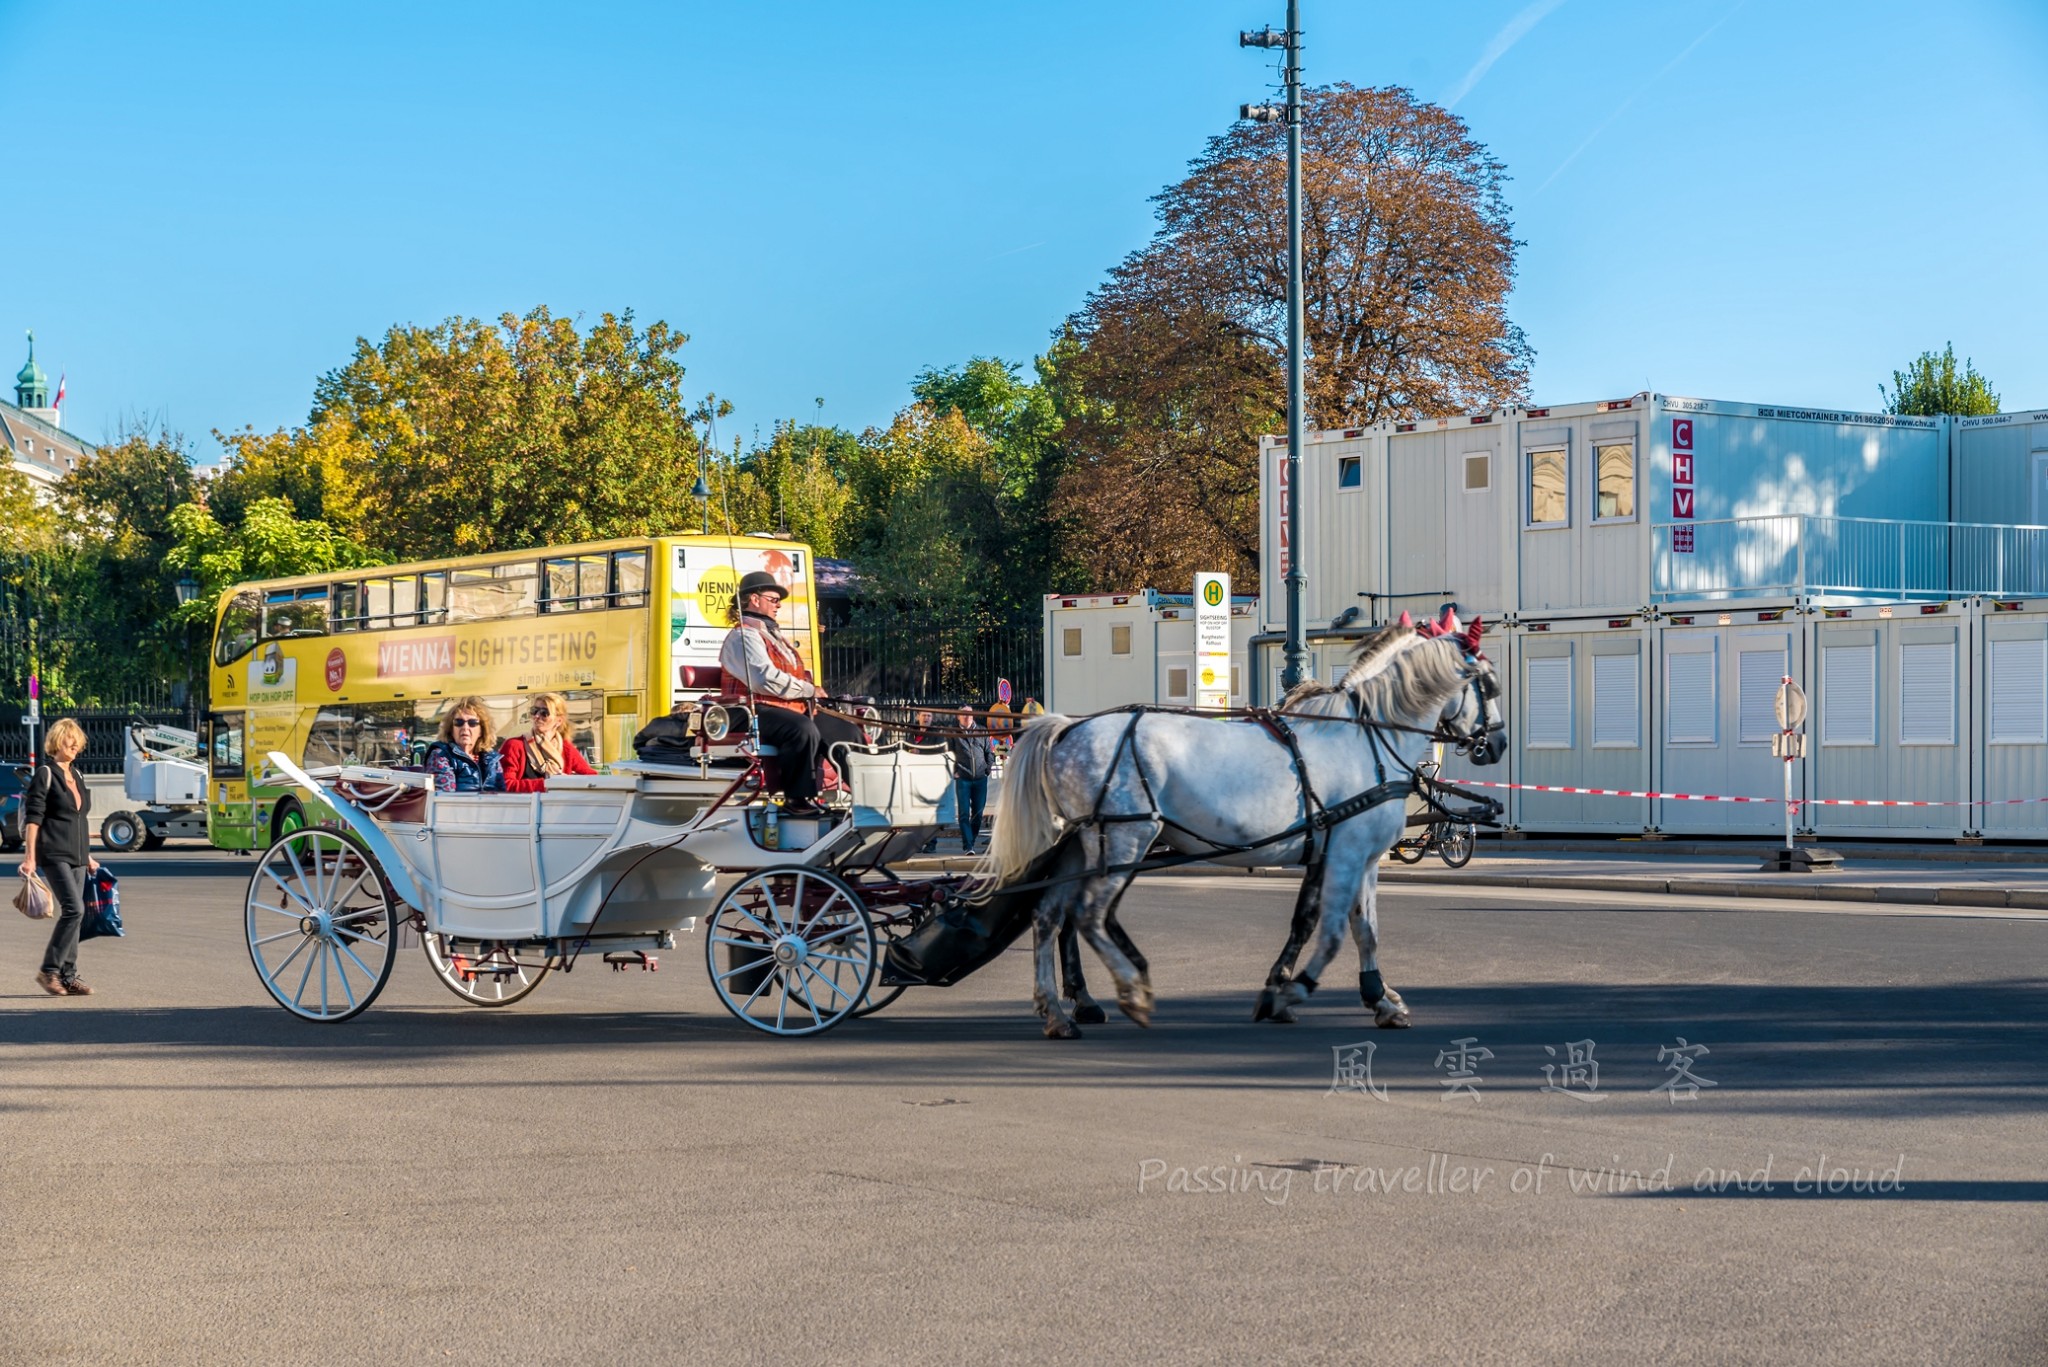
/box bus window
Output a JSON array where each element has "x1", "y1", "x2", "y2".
[
  {"x1": 612, "y1": 549, "x2": 648, "y2": 607},
  {"x1": 544, "y1": 556, "x2": 609, "y2": 612},
  {"x1": 418, "y1": 571, "x2": 447, "y2": 624},
  {"x1": 264, "y1": 586, "x2": 330, "y2": 638},
  {"x1": 332, "y1": 582, "x2": 362, "y2": 631},
  {"x1": 305, "y1": 703, "x2": 417, "y2": 768},
  {"x1": 210, "y1": 712, "x2": 246, "y2": 778},
  {"x1": 450, "y1": 563, "x2": 538, "y2": 622},
  {"x1": 214, "y1": 590, "x2": 261, "y2": 665}
]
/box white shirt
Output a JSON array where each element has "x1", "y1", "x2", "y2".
[{"x1": 718, "y1": 615, "x2": 817, "y2": 701}]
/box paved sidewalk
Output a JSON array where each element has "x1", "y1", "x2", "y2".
[{"x1": 904, "y1": 842, "x2": 2048, "y2": 911}]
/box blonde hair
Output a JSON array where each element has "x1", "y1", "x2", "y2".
[
  {"x1": 43, "y1": 717, "x2": 86, "y2": 760},
  {"x1": 436, "y1": 696, "x2": 497, "y2": 751},
  {"x1": 528, "y1": 692, "x2": 568, "y2": 735}
]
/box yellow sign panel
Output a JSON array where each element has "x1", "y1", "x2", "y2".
[{"x1": 696, "y1": 564, "x2": 740, "y2": 629}]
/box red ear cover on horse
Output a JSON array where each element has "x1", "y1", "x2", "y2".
[
  {"x1": 1397, "y1": 610, "x2": 1413, "y2": 628},
  {"x1": 1463, "y1": 616, "x2": 1484, "y2": 651}
]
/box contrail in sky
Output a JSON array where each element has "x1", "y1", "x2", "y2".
[
  {"x1": 1444, "y1": 0, "x2": 1570, "y2": 111},
  {"x1": 1533, "y1": 1, "x2": 1747, "y2": 195}
]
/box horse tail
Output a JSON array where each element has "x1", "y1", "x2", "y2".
[{"x1": 977, "y1": 714, "x2": 1076, "y2": 890}]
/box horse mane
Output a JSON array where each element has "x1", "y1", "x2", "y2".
[{"x1": 1280, "y1": 623, "x2": 1467, "y2": 727}]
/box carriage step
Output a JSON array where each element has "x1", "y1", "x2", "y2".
[{"x1": 603, "y1": 951, "x2": 659, "y2": 972}]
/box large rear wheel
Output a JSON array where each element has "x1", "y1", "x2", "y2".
[
  {"x1": 706, "y1": 866, "x2": 876, "y2": 1036},
  {"x1": 244, "y1": 827, "x2": 398, "y2": 1022}
]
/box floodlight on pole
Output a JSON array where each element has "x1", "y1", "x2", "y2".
[{"x1": 1239, "y1": 0, "x2": 1308, "y2": 693}]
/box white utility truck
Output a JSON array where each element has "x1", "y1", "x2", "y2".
[{"x1": 101, "y1": 722, "x2": 210, "y2": 851}]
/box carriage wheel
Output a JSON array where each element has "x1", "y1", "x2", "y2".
[
  {"x1": 1390, "y1": 838, "x2": 1427, "y2": 864},
  {"x1": 422, "y1": 934, "x2": 552, "y2": 1007},
  {"x1": 1437, "y1": 823, "x2": 1476, "y2": 869},
  {"x1": 245, "y1": 827, "x2": 398, "y2": 1022},
  {"x1": 706, "y1": 866, "x2": 876, "y2": 1036}
]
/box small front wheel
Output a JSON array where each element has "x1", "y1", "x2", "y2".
[
  {"x1": 1437, "y1": 823, "x2": 1476, "y2": 869},
  {"x1": 423, "y1": 934, "x2": 551, "y2": 1007},
  {"x1": 1390, "y1": 839, "x2": 1427, "y2": 865},
  {"x1": 245, "y1": 827, "x2": 398, "y2": 1022},
  {"x1": 706, "y1": 866, "x2": 876, "y2": 1036}
]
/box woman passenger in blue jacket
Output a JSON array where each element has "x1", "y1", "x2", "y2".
[{"x1": 424, "y1": 697, "x2": 503, "y2": 792}]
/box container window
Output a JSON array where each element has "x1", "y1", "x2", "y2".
[
  {"x1": 1988, "y1": 637, "x2": 2048, "y2": 744},
  {"x1": 1738, "y1": 646, "x2": 1787, "y2": 743},
  {"x1": 1525, "y1": 655, "x2": 1572, "y2": 748},
  {"x1": 1110, "y1": 624, "x2": 1133, "y2": 656},
  {"x1": 1591, "y1": 651, "x2": 1639, "y2": 748},
  {"x1": 1526, "y1": 448, "x2": 1567, "y2": 527},
  {"x1": 1464, "y1": 454, "x2": 1490, "y2": 493},
  {"x1": 1898, "y1": 641, "x2": 1955, "y2": 746},
  {"x1": 1338, "y1": 457, "x2": 1362, "y2": 489},
  {"x1": 1821, "y1": 643, "x2": 1876, "y2": 746},
  {"x1": 1166, "y1": 667, "x2": 1190, "y2": 699},
  {"x1": 1667, "y1": 648, "x2": 1717, "y2": 744},
  {"x1": 1062, "y1": 627, "x2": 1083, "y2": 658},
  {"x1": 1594, "y1": 442, "x2": 1635, "y2": 522}
]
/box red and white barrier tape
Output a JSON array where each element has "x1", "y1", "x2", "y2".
[{"x1": 1451, "y1": 780, "x2": 2048, "y2": 809}]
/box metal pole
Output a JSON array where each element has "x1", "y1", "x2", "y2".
[{"x1": 1280, "y1": 0, "x2": 1309, "y2": 692}]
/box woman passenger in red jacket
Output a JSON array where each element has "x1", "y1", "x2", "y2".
[{"x1": 498, "y1": 692, "x2": 596, "y2": 793}]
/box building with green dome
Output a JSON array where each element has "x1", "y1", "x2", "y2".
[{"x1": 2, "y1": 330, "x2": 94, "y2": 495}]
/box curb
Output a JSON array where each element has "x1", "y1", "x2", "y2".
[{"x1": 895, "y1": 856, "x2": 2048, "y2": 910}]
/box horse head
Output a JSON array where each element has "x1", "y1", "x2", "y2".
[{"x1": 1433, "y1": 614, "x2": 1505, "y2": 765}]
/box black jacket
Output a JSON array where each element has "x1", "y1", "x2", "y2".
[
  {"x1": 23, "y1": 762, "x2": 92, "y2": 865},
  {"x1": 947, "y1": 729, "x2": 995, "y2": 781}
]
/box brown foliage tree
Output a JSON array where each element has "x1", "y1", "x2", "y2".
[{"x1": 1058, "y1": 84, "x2": 1532, "y2": 591}]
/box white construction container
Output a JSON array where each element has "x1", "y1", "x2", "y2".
[
  {"x1": 1975, "y1": 596, "x2": 2048, "y2": 839},
  {"x1": 1044, "y1": 590, "x2": 1258, "y2": 716},
  {"x1": 1508, "y1": 613, "x2": 1655, "y2": 833}
]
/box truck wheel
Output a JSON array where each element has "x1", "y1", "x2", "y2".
[{"x1": 101, "y1": 811, "x2": 146, "y2": 853}]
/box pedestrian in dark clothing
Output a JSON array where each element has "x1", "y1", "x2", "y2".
[
  {"x1": 947, "y1": 705, "x2": 995, "y2": 853},
  {"x1": 21, "y1": 717, "x2": 99, "y2": 996}
]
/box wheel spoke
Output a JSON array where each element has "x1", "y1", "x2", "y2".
[
  {"x1": 807, "y1": 950, "x2": 868, "y2": 968},
  {"x1": 800, "y1": 962, "x2": 855, "y2": 1008},
  {"x1": 739, "y1": 957, "x2": 780, "y2": 1014},
  {"x1": 331, "y1": 941, "x2": 360, "y2": 1009},
  {"x1": 714, "y1": 958, "x2": 770, "y2": 984},
  {"x1": 792, "y1": 965, "x2": 828, "y2": 1020},
  {"x1": 798, "y1": 889, "x2": 849, "y2": 934},
  {"x1": 333, "y1": 935, "x2": 379, "y2": 986},
  {"x1": 710, "y1": 933, "x2": 771, "y2": 950},
  {"x1": 775, "y1": 970, "x2": 790, "y2": 1031},
  {"x1": 330, "y1": 921, "x2": 387, "y2": 948},
  {"x1": 252, "y1": 928, "x2": 305, "y2": 947},
  {"x1": 729, "y1": 904, "x2": 776, "y2": 938},
  {"x1": 807, "y1": 918, "x2": 866, "y2": 946},
  {"x1": 260, "y1": 866, "x2": 321, "y2": 918},
  {"x1": 263, "y1": 928, "x2": 316, "y2": 982},
  {"x1": 292, "y1": 935, "x2": 322, "y2": 1008}
]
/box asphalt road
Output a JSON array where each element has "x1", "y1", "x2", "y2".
[{"x1": 3, "y1": 850, "x2": 2044, "y2": 1366}]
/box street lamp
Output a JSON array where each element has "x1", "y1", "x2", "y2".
[
  {"x1": 1241, "y1": 3, "x2": 1308, "y2": 692},
  {"x1": 692, "y1": 447, "x2": 712, "y2": 536},
  {"x1": 174, "y1": 573, "x2": 199, "y2": 729},
  {"x1": 174, "y1": 573, "x2": 198, "y2": 607}
]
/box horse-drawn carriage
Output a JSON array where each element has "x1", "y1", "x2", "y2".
[{"x1": 243, "y1": 608, "x2": 1510, "y2": 1040}]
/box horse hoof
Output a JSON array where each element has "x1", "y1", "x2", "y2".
[
  {"x1": 1044, "y1": 1019, "x2": 1083, "y2": 1040},
  {"x1": 1253, "y1": 988, "x2": 1278, "y2": 1022},
  {"x1": 1272, "y1": 1005, "x2": 1299, "y2": 1025},
  {"x1": 1072, "y1": 1001, "x2": 1108, "y2": 1026},
  {"x1": 1118, "y1": 993, "x2": 1154, "y2": 1028},
  {"x1": 1374, "y1": 1003, "x2": 1411, "y2": 1029}
]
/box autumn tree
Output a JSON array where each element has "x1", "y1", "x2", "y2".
[
  {"x1": 1057, "y1": 84, "x2": 1532, "y2": 589},
  {"x1": 308, "y1": 307, "x2": 709, "y2": 555},
  {"x1": 1882, "y1": 343, "x2": 1999, "y2": 417}
]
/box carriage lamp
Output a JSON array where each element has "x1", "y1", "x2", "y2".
[{"x1": 701, "y1": 703, "x2": 733, "y2": 743}]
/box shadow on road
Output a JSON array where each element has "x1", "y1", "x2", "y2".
[{"x1": 3, "y1": 977, "x2": 2044, "y2": 1118}]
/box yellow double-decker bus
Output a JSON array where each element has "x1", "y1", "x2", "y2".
[{"x1": 204, "y1": 534, "x2": 819, "y2": 851}]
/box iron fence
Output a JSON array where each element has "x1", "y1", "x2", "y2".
[
  {"x1": 821, "y1": 615, "x2": 1042, "y2": 708},
  {"x1": 0, "y1": 705, "x2": 195, "y2": 775}
]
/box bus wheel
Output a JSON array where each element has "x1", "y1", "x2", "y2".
[
  {"x1": 100, "y1": 811, "x2": 146, "y2": 853},
  {"x1": 272, "y1": 799, "x2": 306, "y2": 844}
]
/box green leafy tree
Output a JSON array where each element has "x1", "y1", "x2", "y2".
[
  {"x1": 164, "y1": 496, "x2": 376, "y2": 631},
  {"x1": 0, "y1": 466, "x2": 55, "y2": 551},
  {"x1": 309, "y1": 306, "x2": 710, "y2": 554},
  {"x1": 839, "y1": 405, "x2": 1003, "y2": 619},
  {"x1": 1882, "y1": 343, "x2": 1999, "y2": 417}
]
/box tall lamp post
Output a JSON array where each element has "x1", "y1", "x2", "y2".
[
  {"x1": 175, "y1": 573, "x2": 199, "y2": 732},
  {"x1": 1241, "y1": 1, "x2": 1308, "y2": 690}
]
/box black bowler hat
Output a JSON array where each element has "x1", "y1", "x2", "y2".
[{"x1": 736, "y1": 571, "x2": 789, "y2": 601}]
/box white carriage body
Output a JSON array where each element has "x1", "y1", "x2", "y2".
[{"x1": 266, "y1": 745, "x2": 954, "y2": 943}]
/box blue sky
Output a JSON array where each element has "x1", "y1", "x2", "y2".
[{"x1": 2, "y1": 0, "x2": 2044, "y2": 455}]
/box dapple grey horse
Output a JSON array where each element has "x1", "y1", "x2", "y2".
[{"x1": 979, "y1": 615, "x2": 1503, "y2": 1038}]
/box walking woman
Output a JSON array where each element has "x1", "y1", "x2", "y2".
[
  {"x1": 498, "y1": 692, "x2": 595, "y2": 794},
  {"x1": 22, "y1": 718, "x2": 99, "y2": 996}
]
